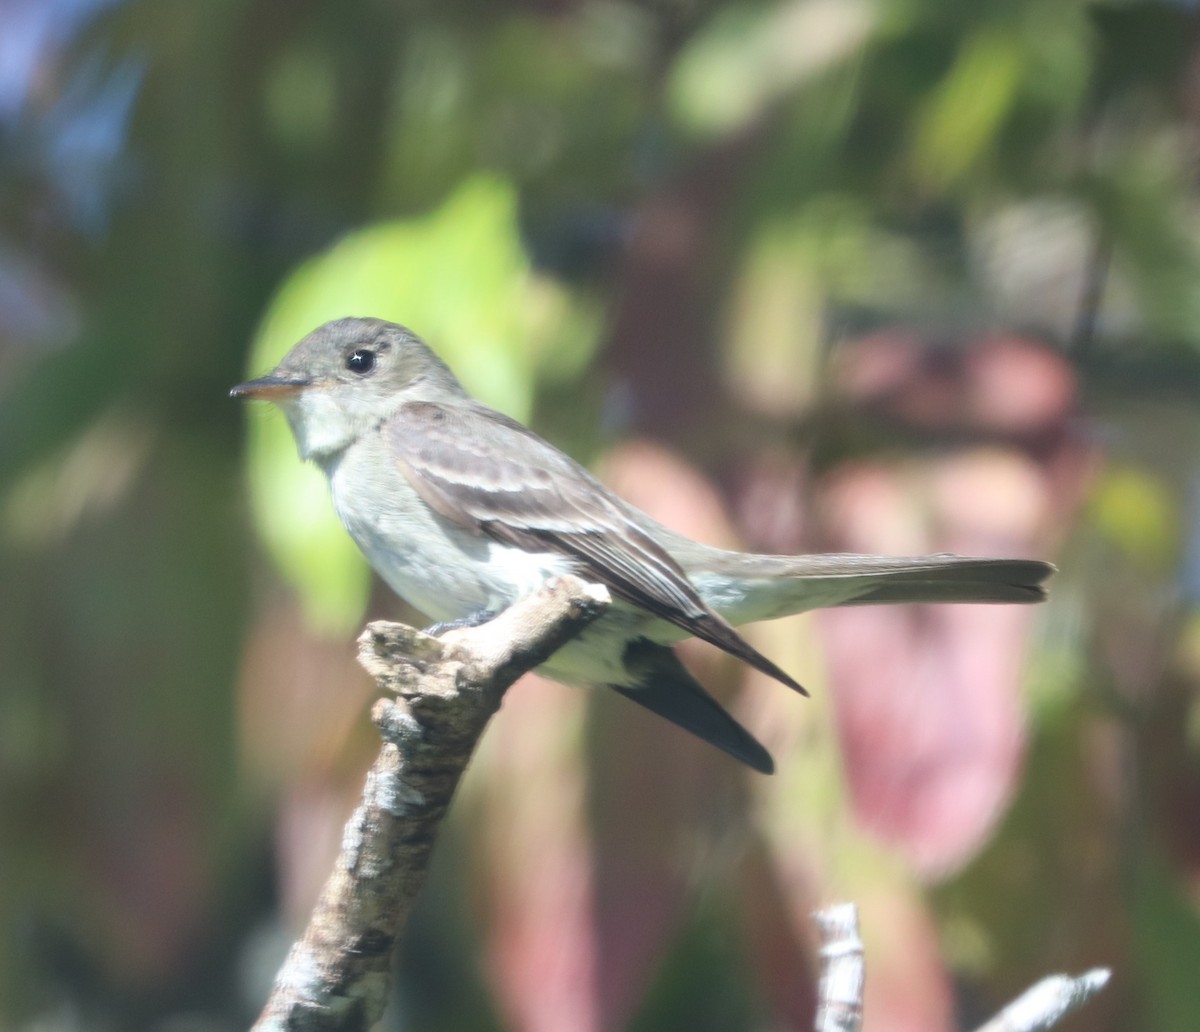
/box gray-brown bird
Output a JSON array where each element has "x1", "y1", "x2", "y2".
[{"x1": 232, "y1": 317, "x2": 1053, "y2": 773}]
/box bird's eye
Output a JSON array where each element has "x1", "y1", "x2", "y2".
[{"x1": 346, "y1": 349, "x2": 376, "y2": 375}]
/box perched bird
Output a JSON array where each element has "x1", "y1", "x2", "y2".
[{"x1": 232, "y1": 317, "x2": 1053, "y2": 774}]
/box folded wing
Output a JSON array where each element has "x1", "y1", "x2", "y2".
[{"x1": 386, "y1": 400, "x2": 807, "y2": 695}]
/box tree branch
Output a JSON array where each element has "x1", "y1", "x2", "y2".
[
  {"x1": 972, "y1": 969, "x2": 1111, "y2": 1032},
  {"x1": 252, "y1": 575, "x2": 611, "y2": 1032},
  {"x1": 811, "y1": 905, "x2": 1110, "y2": 1032},
  {"x1": 814, "y1": 904, "x2": 865, "y2": 1032}
]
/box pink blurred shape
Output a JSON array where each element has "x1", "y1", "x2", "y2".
[
  {"x1": 821, "y1": 588, "x2": 1035, "y2": 876},
  {"x1": 832, "y1": 331, "x2": 1076, "y2": 439},
  {"x1": 816, "y1": 332, "x2": 1087, "y2": 875}
]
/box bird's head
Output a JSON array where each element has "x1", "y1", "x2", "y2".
[{"x1": 231, "y1": 317, "x2": 466, "y2": 461}]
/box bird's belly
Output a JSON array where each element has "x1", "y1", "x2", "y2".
[
  {"x1": 532, "y1": 604, "x2": 656, "y2": 687},
  {"x1": 326, "y1": 445, "x2": 570, "y2": 622}
]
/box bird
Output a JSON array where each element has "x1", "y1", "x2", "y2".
[{"x1": 231, "y1": 317, "x2": 1053, "y2": 774}]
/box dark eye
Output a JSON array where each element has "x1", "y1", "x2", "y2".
[{"x1": 346, "y1": 349, "x2": 376, "y2": 375}]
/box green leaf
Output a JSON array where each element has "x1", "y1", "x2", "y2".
[
  {"x1": 1088, "y1": 465, "x2": 1179, "y2": 574},
  {"x1": 910, "y1": 28, "x2": 1023, "y2": 190}
]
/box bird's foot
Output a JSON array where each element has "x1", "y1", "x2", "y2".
[{"x1": 424, "y1": 610, "x2": 498, "y2": 636}]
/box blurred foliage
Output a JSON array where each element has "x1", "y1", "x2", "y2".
[{"x1": 5, "y1": 0, "x2": 1200, "y2": 1030}]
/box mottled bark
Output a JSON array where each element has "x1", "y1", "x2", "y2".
[{"x1": 253, "y1": 576, "x2": 610, "y2": 1031}]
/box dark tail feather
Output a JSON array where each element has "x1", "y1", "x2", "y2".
[
  {"x1": 696, "y1": 552, "x2": 1055, "y2": 612},
  {"x1": 824, "y1": 556, "x2": 1055, "y2": 605},
  {"x1": 613, "y1": 641, "x2": 775, "y2": 774}
]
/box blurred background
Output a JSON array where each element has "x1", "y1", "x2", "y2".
[{"x1": 3, "y1": 0, "x2": 1200, "y2": 1028}]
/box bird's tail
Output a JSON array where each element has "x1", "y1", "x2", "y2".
[{"x1": 683, "y1": 551, "x2": 1054, "y2": 626}]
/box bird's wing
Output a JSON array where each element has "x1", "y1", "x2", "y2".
[
  {"x1": 385, "y1": 400, "x2": 806, "y2": 695},
  {"x1": 613, "y1": 640, "x2": 775, "y2": 773}
]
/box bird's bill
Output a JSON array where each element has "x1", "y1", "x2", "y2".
[{"x1": 229, "y1": 372, "x2": 312, "y2": 400}]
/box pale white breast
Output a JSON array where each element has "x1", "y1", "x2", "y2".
[{"x1": 321, "y1": 432, "x2": 571, "y2": 623}]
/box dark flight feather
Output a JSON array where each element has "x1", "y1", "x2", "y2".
[{"x1": 614, "y1": 640, "x2": 775, "y2": 774}]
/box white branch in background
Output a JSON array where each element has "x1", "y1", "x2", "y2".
[
  {"x1": 814, "y1": 903, "x2": 865, "y2": 1032},
  {"x1": 812, "y1": 904, "x2": 1110, "y2": 1032},
  {"x1": 972, "y1": 968, "x2": 1111, "y2": 1032}
]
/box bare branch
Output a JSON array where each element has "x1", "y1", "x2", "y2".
[
  {"x1": 972, "y1": 969, "x2": 1112, "y2": 1032},
  {"x1": 812, "y1": 904, "x2": 1110, "y2": 1032},
  {"x1": 814, "y1": 903, "x2": 865, "y2": 1032},
  {"x1": 252, "y1": 575, "x2": 611, "y2": 1032}
]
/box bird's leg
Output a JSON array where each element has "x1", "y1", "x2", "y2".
[{"x1": 424, "y1": 609, "x2": 498, "y2": 636}]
